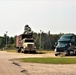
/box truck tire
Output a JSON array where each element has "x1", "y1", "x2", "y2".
[
  {"x1": 24, "y1": 51, "x2": 28, "y2": 53},
  {"x1": 17, "y1": 48, "x2": 21, "y2": 53},
  {"x1": 21, "y1": 48, "x2": 24, "y2": 53},
  {"x1": 30, "y1": 51, "x2": 36, "y2": 54},
  {"x1": 33, "y1": 51, "x2": 36, "y2": 54},
  {"x1": 17, "y1": 49, "x2": 21, "y2": 53},
  {"x1": 55, "y1": 54, "x2": 58, "y2": 56},
  {"x1": 69, "y1": 50, "x2": 74, "y2": 56},
  {"x1": 74, "y1": 48, "x2": 76, "y2": 55},
  {"x1": 74, "y1": 51, "x2": 76, "y2": 55}
]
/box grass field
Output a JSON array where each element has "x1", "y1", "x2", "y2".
[
  {"x1": 20, "y1": 57, "x2": 76, "y2": 64},
  {"x1": 6, "y1": 50, "x2": 16, "y2": 52}
]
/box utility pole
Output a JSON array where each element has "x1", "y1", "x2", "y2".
[
  {"x1": 40, "y1": 30, "x2": 42, "y2": 50},
  {"x1": 6, "y1": 31, "x2": 8, "y2": 49}
]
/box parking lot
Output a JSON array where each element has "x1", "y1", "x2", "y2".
[{"x1": 0, "y1": 51, "x2": 76, "y2": 75}]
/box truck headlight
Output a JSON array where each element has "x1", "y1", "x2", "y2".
[
  {"x1": 24, "y1": 45, "x2": 26, "y2": 48},
  {"x1": 34, "y1": 46, "x2": 36, "y2": 48},
  {"x1": 54, "y1": 48, "x2": 57, "y2": 52}
]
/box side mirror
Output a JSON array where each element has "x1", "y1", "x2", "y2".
[
  {"x1": 54, "y1": 42, "x2": 57, "y2": 47},
  {"x1": 69, "y1": 43, "x2": 72, "y2": 46}
]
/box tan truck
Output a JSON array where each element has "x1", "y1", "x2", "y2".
[
  {"x1": 16, "y1": 34, "x2": 36, "y2": 53},
  {"x1": 16, "y1": 25, "x2": 36, "y2": 53}
]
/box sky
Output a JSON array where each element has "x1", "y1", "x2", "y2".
[{"x1": 0, "y1": 0, "x2": 76, "y2": 36}]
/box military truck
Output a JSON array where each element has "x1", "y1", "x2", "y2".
[
  {"x1": 16, "y1": 25, "x2": 36, "y2": 53},
  {"x1": 54, "y1": 34, "x2": 76, "y2": 56}
]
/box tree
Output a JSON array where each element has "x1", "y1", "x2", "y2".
[
  {"x1": 8, "y1": 37, "x2": 14, "y2": 44},
  {"x1": 24, "y1": 25, "x2": 33, "y2": 34}
]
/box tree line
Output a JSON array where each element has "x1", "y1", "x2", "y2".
[
  {"x1": 0, "y1": 32, "x2": 64, "y2": 50},
  {"x1": 0, "y1": 34, "x2": 16, "y2": 50},
  {"x1": 33, "y1": 32, "x2": 63, "y2": 50},
  {"x1": 0, "y1": 31, "x2": 76, "y2": 50}
]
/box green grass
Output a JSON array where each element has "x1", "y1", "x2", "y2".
[
  {"x1": 6, "y1": 50, "x2": 16, "y2": 52},
  {"x1": 20, "y1": 57, "x2": 76, "y2": 64}
]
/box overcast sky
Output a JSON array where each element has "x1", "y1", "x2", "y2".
[{"x1": 0, "y1": 0, "x2": 76, "y2": 36}]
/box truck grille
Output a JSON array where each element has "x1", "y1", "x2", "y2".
[
  {"x1": 28, "y1": 44, "x2": 33, "y2": 49},
  {"x1": 57, "y1": 48, "x2": 64, "y2": 52}
]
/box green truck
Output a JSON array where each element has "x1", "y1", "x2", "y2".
[{"x1": 54, "y1": 34, "x2": 76, "y2": 56}]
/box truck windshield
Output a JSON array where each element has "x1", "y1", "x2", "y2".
[
  {"x1": 60, "y1": 35, "x2": 72, "y2": 40},
  {"x1": 57, "y1": 41, "x2": 69, "y2": 47},
  {"x1": 25, "y1": 40, "x2": 34, "y2": 42}
]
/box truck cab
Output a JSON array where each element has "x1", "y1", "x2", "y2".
[
  {"x1": 22, "y1": 38, "x2": 36, "y2": 53},
  {"x1": 54, "y1": 34, "x2": 76, "y2": 56},
  {"x1": 16, "y1": 34, "x2": 36, "y2": 53},
  {"x1": 16, "y1": 25, "x2": 36, "y2": 53}
]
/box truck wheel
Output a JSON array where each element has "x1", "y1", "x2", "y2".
[
  {"x1": 32, "y1": 51, "x2": 36, "y2": 54},
  {"x1": 55, "y1": 54, "x2": 58, "y2": 56},
  {"x1": 24, "y1": 51, "x2": 28, "y2": 53},
  {"x1": 69, "y1": 50, "x2": 74, "y2": 56},
  {"x1": 33, "y1": 51, "x2": 36, "y2": 54},
  {"x1": 29, "y1": 51, "x2": 36, "y2": 54},
  {"x1": 21, "y1": 48, "x2": 24, "y2": 53},
  {"x1": 17, "y1": 49, "x2": 21, "y2": 53},
  {"x1": 74, "y1": 51, "x2": 76, "y2": 55}
]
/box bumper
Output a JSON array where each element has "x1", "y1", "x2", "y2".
[
  {"x1": 54, "y1": 48, "x2": 67, "y2": 56},
  {"x1": 24, "y1": 48, "x2": 36, "y2": 51},
  {"x1": 55, "y1": 51, "x2": 67, "y2": 55}
]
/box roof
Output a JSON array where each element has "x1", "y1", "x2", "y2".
[{"x1": 58, "y1": 34, "x2": 74, "y2": 42}]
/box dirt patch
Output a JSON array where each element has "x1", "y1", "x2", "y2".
[
  {"x1": 1, "y1": 51, "x2": 76, "y2": 75},
  {"x1": 12, "y1": 60, "x2": 76, "y2": 75}
]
